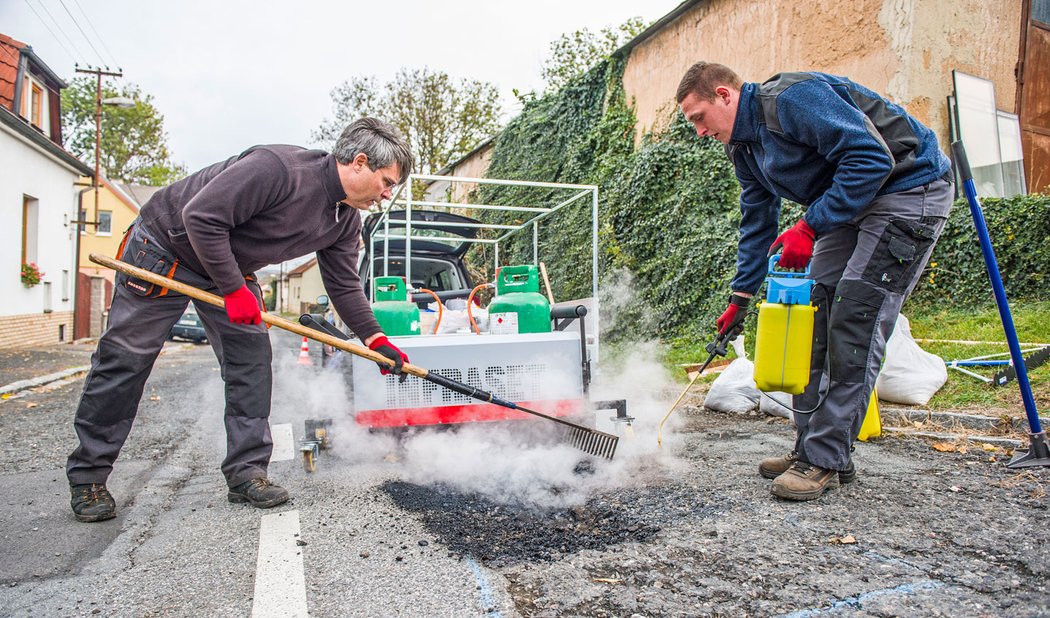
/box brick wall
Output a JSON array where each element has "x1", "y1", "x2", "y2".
[{"x1": 0, "y1": 311, "x2": 74, "y2": 348}]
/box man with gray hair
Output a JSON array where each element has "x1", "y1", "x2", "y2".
[{"x1": 67, "y1": 118, "x2": 414, "y2": 522}]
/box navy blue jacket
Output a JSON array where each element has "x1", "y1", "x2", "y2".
[{"x1": 727, "y1": 72, "x2": 951, "y2": 294}]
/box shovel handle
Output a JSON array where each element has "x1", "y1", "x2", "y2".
[{"x1": 88, "y1": 253, "x2": 428, "y2": 379}]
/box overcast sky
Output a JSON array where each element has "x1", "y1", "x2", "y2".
[{"x1": 2, "y1": 0, "x2": 682, "y2": 173}]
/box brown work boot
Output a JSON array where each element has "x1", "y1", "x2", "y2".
[
  {"x1": 760, "y1": 452, "x2": 856, "y2": 483},
  {"x1": 759, "y1": 451, "x2": 798, "y2": 479},
  {"x1": 770, "y1": 461, "x2": 840, "y2": 501},
  {"x1": 228, "y1": 478, "x2": 290, "y2": 508},
  {"x1": 70, "y1": 483, "x2": 117, "y2": 522}
]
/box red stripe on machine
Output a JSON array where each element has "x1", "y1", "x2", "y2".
[{"x1": 355, "y1": 399, "x2": 585, "y2": 427}]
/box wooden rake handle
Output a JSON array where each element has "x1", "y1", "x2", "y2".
[{"x1": 88, "y1": 253, "x2": 427, "y2": 378}]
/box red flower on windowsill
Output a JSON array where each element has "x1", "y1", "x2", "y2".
[{"x1": 20, "y1": 262, "x2": 44, "y2": 287}]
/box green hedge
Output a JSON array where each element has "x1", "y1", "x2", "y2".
[
  {"x1": 474, "y1": 60, "x2": 1050, "y2": 341},
  {"x1": 909, "y1": 194, "x2": 1050, "y2": 309}
]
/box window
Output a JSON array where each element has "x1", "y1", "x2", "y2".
[
  {"x1": 30, "y1": 83, "x2": 42, "y2": 128},
  {"x1": 98, "y1": 210, "x2": 113, "y2": 235},
  {"x1": 22, "y1": 196, "x2": 39, "y2": 265},
  {"x1": 79, "y1": 208, "x2": 87, "y2": 235},
  {"x1": 951, "y1": 71, "x2": 1026, "y2": 198},
  {"x1": 1035, "y1": 0, "x2": 1049, "y2": 25},
  {"x1": 62, "y1": 270, "x2": 70, "y2": 301}
]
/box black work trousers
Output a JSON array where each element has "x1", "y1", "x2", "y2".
[{"x1": 66, "y1": 223, "x2": 273, "y2": 488}]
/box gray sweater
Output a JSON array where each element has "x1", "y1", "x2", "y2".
[{"x1": 140, "y1": 145, "x2": 382, "y2": 341}]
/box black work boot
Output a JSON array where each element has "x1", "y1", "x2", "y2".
[
  {"x1": 70, "y1": 483, "x2": 117, "y2": 522},
  {"x1": 760, "y1": 451, "x2": 856, "y2": 483},
  {"x1": 227, "y1": 478, "x2": 289, "y2": 508}
]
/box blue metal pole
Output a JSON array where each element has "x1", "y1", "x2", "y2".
[{"x1": 951, "y1": 142, "x2": 1048, "y2": 468}]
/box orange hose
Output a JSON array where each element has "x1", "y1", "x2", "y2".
[
  {"x1": 417, "y1": 288, "x2": 443, "y2": 334},
  {"x1": 466, "y1": 283, "x2": 493, "y2": 334}
]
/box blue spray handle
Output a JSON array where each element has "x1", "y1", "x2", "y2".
[
  {"x1": 767, "y1": 254, "x2": 811, "y2": 278},
  {"x1": 765, "y1": 255, "x2": 813, "y2": 305}
]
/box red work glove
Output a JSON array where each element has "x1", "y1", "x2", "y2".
[
  {"x1": 770, "y1": 219, "x2": 817, "y2": 269},
  {"x1": 368, "y1": 335, "x2": 409, "y2": 381},
  {"x1": 716, "y1": 293, "x2": 750, "y2": 335},
  {"x1": 224, "y1": 285, "x2": 262, "y2": 325}
]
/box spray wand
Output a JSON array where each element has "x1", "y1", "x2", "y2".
[{"x1": 656, "y1": 318, "x2": 747, "y2": 448}]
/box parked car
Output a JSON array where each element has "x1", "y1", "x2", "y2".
[
  {"x1": 169, "y1": 310, "x2": 207, "y2": 344},
  {"x1": 360, "y1": 209, "x2": 479, "y2": 306}
]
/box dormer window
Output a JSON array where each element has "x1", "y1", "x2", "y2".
[
  {"x1": 30, "y1": 82, "x2": 42, "y2": 127},
  {"x1": 21, "y1": 74, "x2": 49, "y2": 134}
]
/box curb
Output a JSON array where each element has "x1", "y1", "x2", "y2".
[
  {"x1": 0, "y1": 366, "x2": 91, "y2": 396},
  {"x1": 0, "y1": 343, "x2": 199, "y2": 397},
  {"x1": 881, "y1": 427, "x2": 1023, "y2": 448},
  {"x1": 881, "y1": 407, "x2": 1049, "y2": 433}
]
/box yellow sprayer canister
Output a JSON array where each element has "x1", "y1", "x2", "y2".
[
  {"x1": 754, "y1": 301, "x2": 816, "y2": 394},
  {"x1": 753, "y1": 256, "x2": 817, "y2": 395}
]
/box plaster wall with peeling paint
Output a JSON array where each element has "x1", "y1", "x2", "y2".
[{"x1": 621, "y1": 0, "x2": 1022, "y2": 148}]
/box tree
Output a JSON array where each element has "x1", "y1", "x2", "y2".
[
  {"x1": 62, "y1": 77, "x2": 186, "y2": 186},
  {"x1": 540, "y1": 17, "x2": 649, "y2": 93},
  {"x1": 313, "y1": 67, "x2": 502, "y2": 179}
]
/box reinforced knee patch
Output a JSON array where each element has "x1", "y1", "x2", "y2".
[
  {"x1": 78, "y1": 340, "x2": 162, "y2": 425},
  {"x1": 828, "y1": 279, "x2": 886, "y2": 384},
  {"x1": 221, "y1": 333, "x2": 273, "y2": 419}
]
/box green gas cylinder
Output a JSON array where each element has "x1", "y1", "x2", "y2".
[
  {"x1": 371, "y1": 277, "x2": 420, "y2": 336},
  {"x1": 487, "y1": 265, "x2": 552, "y2": 334}
]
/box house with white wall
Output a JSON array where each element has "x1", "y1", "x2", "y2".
[
  {"x1": 283, "y1": 258, "x2": 328, "y2": 315},
  {"x1": 0, "y1": 33, "x2": 93, "y2": 347}
]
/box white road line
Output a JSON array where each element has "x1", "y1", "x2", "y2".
[
  {"x1": 270, "y1": 422, "x2": 294, "y2": 462},
  {"x1": 251, "y1": 511, "x2": 308, "y2": 618}
]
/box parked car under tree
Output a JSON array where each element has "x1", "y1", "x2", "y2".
[{"x1": 168, "y1": 310, "x2": 207, "y2": 344}]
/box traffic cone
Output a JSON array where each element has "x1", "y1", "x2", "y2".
[{"x1": 297, "y1": 336, "x2": 313, "y2": 366}]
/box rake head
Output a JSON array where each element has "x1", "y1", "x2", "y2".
[{"x1": 565, "y1": 425, "x2": 619, "y2": 460}]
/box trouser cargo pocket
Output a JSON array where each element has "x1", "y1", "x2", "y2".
[
  {"x1": 118, "y1": 227, "x2": 179, "y2": 298},
  {"x1": 861, "y1": 217, "x2": 939, "y2": 293}
]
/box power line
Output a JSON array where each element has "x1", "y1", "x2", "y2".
[
  {"x1": 69, "y1": 0, "x2": 119, "y2": 69},
  {"x1": 57, "y1": 0, "x2": 105, "y2": 67},
  {"x1": 22, "y1": 0, "x2": 77, "y2": 64},
  {"x1": 34, "y1": 0, "x2": 85, "y2": 61}
]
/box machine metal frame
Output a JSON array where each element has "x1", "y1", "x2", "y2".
[{"x1": 365, "y1": 174, "x2": 601, "y2": 358}]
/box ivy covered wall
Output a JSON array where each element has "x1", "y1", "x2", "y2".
[{"x1": 472, "y1": 58, "x2": 1050, "y2": 342}]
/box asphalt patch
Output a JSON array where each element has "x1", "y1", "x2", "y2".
[{"x1": 382, "y1": 480, "x2": 665, "y2": 567}]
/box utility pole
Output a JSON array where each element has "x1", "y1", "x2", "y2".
[{"x1": 73, "y1": 65, "x2": 124, "y2": 230}]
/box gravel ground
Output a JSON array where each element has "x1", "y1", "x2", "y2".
[
  {"x1": 369, "y1": 404, "x2": 1050, "y2": 617},
  {"x1": 0, "y1": 341, "x2": 97, "y2": 386}
]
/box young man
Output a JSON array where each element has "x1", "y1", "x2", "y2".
[
  {"x1": 677, "y1": 63, "x2": 953, "y2": 500},
  {"x1": 67, "y1": 118, "x2": 413, "y2": 521}
]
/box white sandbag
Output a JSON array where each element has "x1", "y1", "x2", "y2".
[
  {"x1": 703, "y1": 336, "x2": 760, "y2": 414},
  {"x1": 759, "y1": 390, "x2": 795, "y2": 422},
  {"x1": 876, "y1": 314, "x2": 947, "y2": 405},
  {"x1": 433, "y1": 304, "x2": 488, "y2": 334}
]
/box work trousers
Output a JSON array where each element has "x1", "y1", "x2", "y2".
[
  {"x1": 793, "y1": 176, "x2": 954, "y2": 470},
  {"x1": 66, "y1": 222, "x2": 273, "y2": 488}
]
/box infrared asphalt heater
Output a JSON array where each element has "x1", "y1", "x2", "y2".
[{"x1": 89, "y1": 253, "x2": 619, "y2": 461}]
